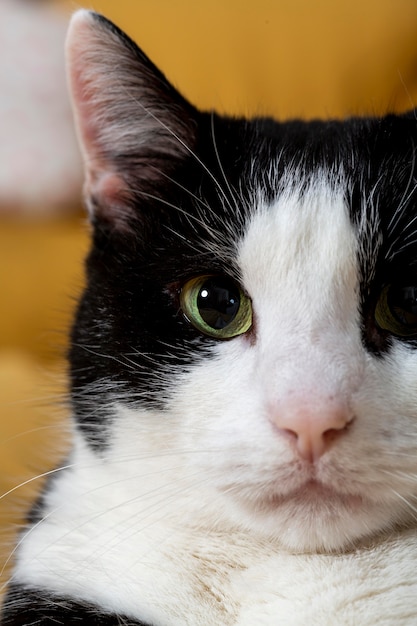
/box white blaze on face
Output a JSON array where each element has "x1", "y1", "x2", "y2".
[{"x1": 238, "y1": 178, "x2": 362, "y2": 457}]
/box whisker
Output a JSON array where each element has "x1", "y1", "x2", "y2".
[
  {"x1": 381, "y1": 468, "x2": 417, "y2": 483},
  {"x1": 210, "y1": 112, "x2": 241, "y2": 216},
  {"x1": 387, "y1": 149, "x2": 417, "y2": 234},
  {"x1": 71, "y1": 344, "x2": 141, "y2": 373},
  {"x1": 77, "y1": 469, "x2": 216, "y2": 567},
  {"x1": 390, "y1": 489, "x2": 417, "y2": 520},
  {"x1": 11, "y1": 463, "x2": 217, "y2": 582},
  {"x1": 388, "y1": 235, "x2": 417, "y2": 259},
  {"x1": 133, "y1": 188, "x2": 230, "y2": 250},
  {"x1": 122, "y1": 89, "x2": 235, "y2": 213},
  {"x1": 146, "y1": 163, "x2": 215, "y2": 216},
  {"x1": 0, "y1": 464, "x2": 74, "y2": 504},
  {"x1": 0, "y1": 502, "x2": 65, "y2": 593},
  {"x1": 0, "y1": 447, "x2": 225, "y2": 592},
  {"x1": 0, "y1": 424, "x2": 67, "y2": 447}
]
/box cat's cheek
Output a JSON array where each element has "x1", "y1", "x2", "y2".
[{"x1": 169, "y1": 341, "x2": 276, "y2": 451}]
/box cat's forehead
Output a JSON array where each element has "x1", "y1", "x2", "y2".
[
  {"x1": 238, "y1": 176, "x2": 358, "y2": 307},
  {"x1": 232, "y1": 176, "x2": 370, "y2": 383}
]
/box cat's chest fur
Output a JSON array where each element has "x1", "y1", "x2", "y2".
[
  {"x1": 12, "y1": 445, "x2": 417, "y2": 625},
  {"x1": 3, "y1": 8, "x2": 417, "y2": 626}
]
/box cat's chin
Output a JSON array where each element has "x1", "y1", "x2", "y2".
[{"x1": 226, "y1": 480, "x2": 391, "y2": 553}]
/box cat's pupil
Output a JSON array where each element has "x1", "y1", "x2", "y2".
[
  {"x1": 389, "y1": 284, "x2": 417, "y2": 327},
  {"x1": 197, "y1": 277, "x2": 240, "y2": 330}
]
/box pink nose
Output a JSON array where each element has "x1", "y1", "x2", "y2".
[{"x1": 271, "y1": 398, "x2": 353, "y2": 462}]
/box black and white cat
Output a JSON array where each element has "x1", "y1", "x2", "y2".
[{"x1": 3, "y1": 9, "x2": 417, "y2": 625}]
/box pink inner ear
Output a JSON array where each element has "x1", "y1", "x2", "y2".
[
  {"x1": 84, "y1": 170, "x2": 136, "y2": 232},
  {"x1": 66, "y1": 10, "x2": 196, "y2": 230},
  {"x1": 66, "y1": 11, "x2": 107, "y2": 171},
  {"x1": 69, "y1": 69, "x2": 100, "y2": 163},
  {"x1": 91, "y1": 171, "x2": 127, "y2": 205}
]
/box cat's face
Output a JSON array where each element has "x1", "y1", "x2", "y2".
[{"x1": 67, "y1": 11, "x2": 417, "y2": 553}]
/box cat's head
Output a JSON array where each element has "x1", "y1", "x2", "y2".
[{"x1": 66, "y1": 10, "x2": 417, "y2": 553}]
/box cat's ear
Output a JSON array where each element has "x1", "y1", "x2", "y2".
[{"x1": 66, "y1": 10, "x2": 197, "y2": 230}]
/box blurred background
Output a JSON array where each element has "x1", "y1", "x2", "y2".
[{"x1": 2, "y1": 0, "x2": 417, "y2": 591}]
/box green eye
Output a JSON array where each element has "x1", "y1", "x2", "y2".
[
  {"x1": 180, "y1": 275, "x2": 252, "y2": 339},
  {"x1": 375, "y1": 283, "x2": 417, "y2": 337}
]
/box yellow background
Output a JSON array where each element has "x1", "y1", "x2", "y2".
[{"x1": 2, "y1": 0, "x2": 417, "y2": 589}]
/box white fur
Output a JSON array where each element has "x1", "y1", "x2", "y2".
[{"x1": 13, "y1": 178, "x2": 417, "y2": 623}]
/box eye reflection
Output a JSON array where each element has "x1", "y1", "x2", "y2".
[{"x1": 180, "y1": 274, "x2": 252, "y2": 339}]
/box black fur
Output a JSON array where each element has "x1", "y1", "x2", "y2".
[{"x1": 1, "y1": 583, "x2": 150, "y2": 626}]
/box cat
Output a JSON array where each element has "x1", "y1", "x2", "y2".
[{"x1": 2, "y1": 8, "x2": 417, "y2": 625}]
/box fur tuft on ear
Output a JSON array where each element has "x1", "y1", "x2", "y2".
[{"x1": 66, "y1": 10, "x2": 197, "y2": 228}]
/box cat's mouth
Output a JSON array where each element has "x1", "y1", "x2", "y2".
[
  {"x1": 281, "y1": 480, "x2": 364, "y2": 510},
  {"x1": 225, "y1": 476, "x2": 378, "y2": 552},
  {"x1": 252, "y1": 478, "x2": 366, "y2": 515}
]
